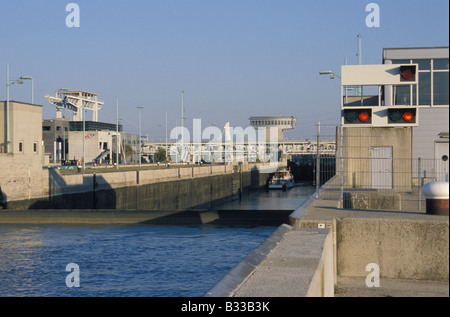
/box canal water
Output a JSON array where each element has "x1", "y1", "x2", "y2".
[{"x1": 0, "y1": 185, "x2": 315, "y2": 297}]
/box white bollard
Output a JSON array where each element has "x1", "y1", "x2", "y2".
[{"x1": 422, "y1": 181, "x2": 449, "y2": 215}]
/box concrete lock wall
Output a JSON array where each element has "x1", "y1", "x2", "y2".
[
  {"x1": 2, "y1": 163, "x2": 276, "y2": 210},
  {"x1": 335, "y1": 218, "x2": 449, "y2": 281}
]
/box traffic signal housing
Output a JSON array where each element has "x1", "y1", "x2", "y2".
[
  {"x1": 400, "y1": 65, "x2": 417, "y2": 82},
  {"x1": 343, "y1": 108, "x2": 372, "y2": 125},
  {"x1": 388, "y1": 107, "x2": 417, "y2": 124}
]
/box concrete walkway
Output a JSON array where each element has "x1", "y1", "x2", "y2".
[{"x1": 206, "y1": 193, "x2": 449, "y2": 297}]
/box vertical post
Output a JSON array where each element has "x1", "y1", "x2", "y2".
[
  {"x1": 181, "y1": 91, "x2": 184, "y2": 163},
  {"x1": 93, "y1": 173, "x2": 97, "y2": 209},
  {"x1": 316, "y1": 121, "x2": 321, "y2": 198},
  {"x1": 82, "y1": 107, "x2": 85, "y2": 170},
  {"x1": 165, "y1": 111, "x2": 168, "y2": 167},
  {"x1": 175, "y1": 119, "x2": 178, "y2": 164},
  {"x1": 418, "y1": 157, "x2": 422, "y2": 211},
  {"x1": 139, "y1": 108, "x2": 142, "y2": 168},
  {"x1": 6, "y1": 64, "x2": 10, "y2": 153},
  {"x1": 339, "y1": 125, "x2": 344, "y2": 208},
  {"x1": 63, "y1": 123, "x2": 66, "y2": 162},
  {"x1": 116, "y1": 99, "x2": 119, "y2": 170},
  {"x1": 357, "y1": 34, "x2": 363, "y2": 98}
]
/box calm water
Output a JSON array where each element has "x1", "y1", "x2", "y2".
[
  {"x1": 0, "y1": 224, "x2": 275, "y2": 297},
  {"x1": 0, "y1": 185, "x2": 315, "y2": 297}
]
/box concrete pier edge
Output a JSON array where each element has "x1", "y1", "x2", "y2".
[{"x1": 204, "y1": 223, "x2": 293, "y2": 297}]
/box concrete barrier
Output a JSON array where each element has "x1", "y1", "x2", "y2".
[
  {"x1": 335, "y1": 218, "x2": 449, "y2": 281},
  {"x1": 306, "y1": 229, "x2": 335, "y2": 297},
  {"x1": 343, "y1": 190, "x2": 401, "y2": 210}
]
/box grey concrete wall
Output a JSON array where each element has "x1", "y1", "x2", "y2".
[
  {"x1": 335, "y1": 218, "x2": 449, "y2": 281},
  {"x1": 3, "y1": 162, "x2": 278, "y2": 210},
  {"x1": 306, "y1": 229, "x2": 335, "y2": 297}
]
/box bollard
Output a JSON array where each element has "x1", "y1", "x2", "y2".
[{"x1": 422, "y1": 181, "x2": 449, "y2": 216}]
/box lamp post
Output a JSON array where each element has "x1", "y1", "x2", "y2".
[
  {"x1": 82, "y1": 107, "x2": 85, "y2": 170},
  {"x1": 116, "y1": 99, "x2": 119, "y2": 170},
  {"x1": 319, "y1": 69, "x2": 354, "y2": 104},
  {"x1": 181, "y1": 91, "x2": 184, "y2": 163},
  {"x1": 165, "y1": 111, "x2": 168, "y2": 166},
  {"x1": 137, "y1": 106, "x2": 144, "y2": 167},
  {"x1": 5, "y1": 64, "x2": 33, "y2": 153}
]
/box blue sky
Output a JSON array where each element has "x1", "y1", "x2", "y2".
[{"x1": 1, "y1": 0, "x2": 448, "y2": 140}]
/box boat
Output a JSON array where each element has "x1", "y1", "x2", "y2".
[{"x1": 268, "y1": 168, "x2": 295, "y2": 190}]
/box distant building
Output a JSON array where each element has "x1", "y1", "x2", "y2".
[
  {"x1": 67, "y1": 121, "x2": 122, "y2": 165},
  {"x1": 0, "y1": 101, "x2": 42, "y2": 157},
  {"x1": 42, "y1": 118, "x2": 70, "y2": 163},
  {"x1": 43, "y1": 118, "x2": 125, "y2": 165},
  {"x1": 249, "y1": 116, "x2": 297, "y2": 140},
  {"x1": 0, "y1": 101, "x2": 45, "y2": 204}
]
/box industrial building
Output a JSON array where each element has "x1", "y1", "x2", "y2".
[{"x1": 339, "y1": 46, "x2": 448, "y2": 194}]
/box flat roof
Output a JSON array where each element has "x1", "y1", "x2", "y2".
[
  {"x1": 383, "y1": 46, "x2": 449, "y2": 62},
  {"x1": 0, "y1": 100, "x2": 42, "y2": 108},
  {"x1": 249, "y1": 116, "x2": 296, "y2": 119}
]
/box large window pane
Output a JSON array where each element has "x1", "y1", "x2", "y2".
[
  {"x1": 413, "y1": 59, "x2": 431, "y2": 71},
  {"x1": 433, "y1": 72, "x2": 449, "y2": 105},
  {"x1": 394, "y1": 85, "x2": 411, "y2": 105},
  {"x1": 418, "y1": 72, "x2": 431, "y2": 105},
  {"x1": 434, "y1": 59, "x2": 449, "y2": 70}
]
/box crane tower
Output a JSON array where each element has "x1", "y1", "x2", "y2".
[{"x1": 46, "y1": 90, "x2": 104, "y2": 121}]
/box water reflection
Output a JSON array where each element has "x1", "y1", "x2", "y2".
[{"x1": 217, "y1": 184, "x2": 316, "y2": 210}]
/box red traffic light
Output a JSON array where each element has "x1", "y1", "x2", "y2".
[
  {"x1": 359, "y1": 112, "x2": 370, "y2": 122},
  {"x1": 400, "y1": 65, "x2": 416, "y2": 82},
  {"x1": 388, "y1": 108, "x2": 417, "y2": 124},
  {"x1": 402, "y1": 112, "x2": 414, "y2": 122}
]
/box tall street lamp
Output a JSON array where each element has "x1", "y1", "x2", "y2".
[
  {"x1": 137, "y1": 106, "x2": 144, "y2": 167},
  {"x1": 5, "y1": 64, "x2": 33, "y2": 153},
  {"x1": 319, "y1": 69, "x2": 354, "y2": 104}
]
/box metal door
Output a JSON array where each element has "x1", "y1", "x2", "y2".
[{"x1": 370, "y1": 147, "x2": 393, "y2": 189}]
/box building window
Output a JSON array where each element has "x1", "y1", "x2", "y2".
[
  {"x1": 43, "y1": 126, "x2": 51, "y2": 131},
  {"x1": 19, "y1": 141, "x2": 23, "y2": 153},
  {"x1": 393, "y1": 58, "x2": 449, "y2": 106},
  {"x1": 33, "y1": 142, "x2": 38, "y2": 153}
]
